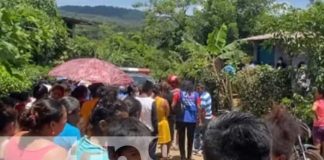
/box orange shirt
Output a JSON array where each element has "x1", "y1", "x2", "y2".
[
  {"x1": 79, "y1": 98, "x2": 99, "y2": 134},
  {"x1": 80, "y1": 98, "x2": 99, "y2": 121}
]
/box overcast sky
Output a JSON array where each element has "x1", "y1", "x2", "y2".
[{"x1": 56, "y1": 0, "x2": 309, "y2": 8}]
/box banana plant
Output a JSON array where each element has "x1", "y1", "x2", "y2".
[
  {"x1": 206, "y1": 24, "x2": 247, "y2": 110},
  {"x1": 207, "y1": 24, "x2": 247, "y2": 68}
]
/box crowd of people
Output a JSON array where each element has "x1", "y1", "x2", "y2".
[{"x1": 0, "y1": 74, "x2": 324, "y2": 160}]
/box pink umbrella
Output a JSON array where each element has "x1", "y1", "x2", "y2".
[{"x1": 49, "y1": 58, "x2": 133, "y2": 86}]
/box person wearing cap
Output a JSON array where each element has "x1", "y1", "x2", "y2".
[{"x1": 167, "y1": 75, "x2": 181, "y2": 150}]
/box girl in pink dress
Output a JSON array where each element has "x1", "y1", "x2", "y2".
[
  {"x1": 313, "y1": 87, "x2": 324, "y2": 156},
  {"x1": 3, "y1": 98, "x2": 67, "y2": 160}
]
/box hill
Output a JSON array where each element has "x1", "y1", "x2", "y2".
[{"x1": 59, "y1": 6, "x2": 145, "y2": 26}]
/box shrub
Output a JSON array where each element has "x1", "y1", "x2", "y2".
[
  {"x1": 281, "y1": 94, "x2": 313, "y2": 125},
  {"x1": 232, "y1": 65, "x2": 292, "y2": 116}
]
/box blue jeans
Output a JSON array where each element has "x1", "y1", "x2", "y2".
[{"x1": 194, "y1": 119, "x2": 211, "y2": 150}]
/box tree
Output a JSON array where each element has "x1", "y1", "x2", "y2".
[
  {"x1": 190, "y1": 0, "x2": 238, "y2": 44},
  {"x1": 142, "y1": 0, "x2": 196, "y2": 51},
  {"x1": 177, "y1": 24, "x2": 247, "y2": 109},
  {"x1": 190, "y1": 0, "x2": 274, "y2": 44},
  {"x1": 235, "y1": 0, "x2": 274, "y2": 38},
  {"x1": 259, "y1": 2, "x2": 324, "y2": 87},
  {"x1": 0, "y1": 0, "x2": 68, "y2": 95},
  {"x1": 0, "y1": 5, "x2": 68, "y2": 66}
]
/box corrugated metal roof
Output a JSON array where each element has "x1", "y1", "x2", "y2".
[
  {"x1": 242, "y1": 33, "x2": 274, "y2": 41},
  {"x1": 242, "y1": 32, "x2": 308, "y2": 41}
]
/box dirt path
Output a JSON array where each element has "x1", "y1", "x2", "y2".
[
  {"x1": 168, "y1": 149, "x2": 203, "y2": 160},
  {"x1": 156, "y1": 148, "x2": 204, "y2": 160}
]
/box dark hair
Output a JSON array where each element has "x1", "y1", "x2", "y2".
[
  {"x1": 152, "y1": 84, "x2": 160, "y2": 95},
  {"x1": 197, "y1": 82, "x2": 205, "y2": 88},
  {"x1": 141, "y1": 80, "x2": 154, "y2": 94},
  {"x1": 160, "y1": 81, "x2": 171, "y2": 92},
  {"x1": 115, "y1": 146, "x2": 140, "y2": 159},
  {"x1": 181, "y1": 80, "x2": 194, "y2": 93},
  {"x1": 96, "y1": 86, "x2": 118, "y2": 106},
  {"x1": 19, "y1": 99, "x2": 64, "y2": 132},
  {"x1": 204, "y1": 112, "x2": 271, "y2": 160},
  {"x1": 0, "y1": 97, "x2": 17, "y2": 108},
  {"x1": 59, "y1": 81, "x2": 71, "y2": 93},
  {"x1": 51, "y1": 84, "x2": 65, "y2": 93},
  {"x1": 59, "y1": 96, "x2": 80, "y2": 112},
  {"x1": 266, "y1": 107, "x2": 299, "y2": 159},
  {"x1": 127, "y1": 85, "x2": 134, "y2": 95},
  {"x1": 71, "y1": 85, "x2": 88, "y2": 100},
  {"x1": 107, "y1": 118, "x2": 152, "y2": 160},
  {"x1": 33, "y1": 84, "x2": 49, "y2": 100},
  {"x1": 123, "y1": 96, "x2": 141, "y2": 118},
  {"x1": 88, "y1": 100, "x2": 128, "y2": 135},
  {"x1": 88, "y1": 83, "x2": 104, "y2": 98},
  {"x1": 0, "y1": 105, "x2": 17, "y2": 134},
  {"x1": 106, "y1": 118, "x2": 151, "y2": 137},
  {"x1": 9, "y1": 92, "x2": 29, "y2": 102}
]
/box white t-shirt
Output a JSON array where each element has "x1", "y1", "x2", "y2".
[{"x1": 136, "y1": 97, "x2": 155, "y2": 131}]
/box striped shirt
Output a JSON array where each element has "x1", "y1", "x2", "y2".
[{"x1": 200, "y1": 92, "x2": 213, "y2": 119}]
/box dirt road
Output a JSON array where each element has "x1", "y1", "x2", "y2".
[{"x1": 157, "y1": 148, "x2": 204, "y2": 160}]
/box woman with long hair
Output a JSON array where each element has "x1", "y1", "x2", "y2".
[
  {"x1": 175, "y1": 80, "x2": 201, "y2": 160},
  {"x1": 4, "y1": 98, "x2": 67, "y2": 160}
]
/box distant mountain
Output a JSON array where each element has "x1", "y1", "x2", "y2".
[{"x1": 59, "y1": 6, "x2": 145, "y2": 26}]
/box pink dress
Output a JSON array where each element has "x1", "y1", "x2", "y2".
[
  {"x1": 314, "y1": 99, "x2": 324, "y2": 127},
  {"x1": 3, "y1": 136, "x2": 59, "y2": 160}
]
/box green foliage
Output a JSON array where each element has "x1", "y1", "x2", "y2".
[
  {"x1": 0, "y1": 0, "x2": 67, "y2": 96},
  {"x1": 0, "y1": 66, "x2": 30, "y2": 97},
  {"x1": 233, "y1": 66, "x2": 292, "y2": 116},
  {"x1": 235, "y1": 0, "x2": 274, "y2": 37},
  {"x1": 0, "y1": 65, "x2": 48, "y2": 96},
  {"x1": 61, "y1": 36, "x2": 97, "y2": 61},
  {"x1": 0, "y1": 3, "x2": 68, "y2": 66},
  {"x1": 258, "y1": 2, "x2": 324, "y2": 88},
  {"x1": 281, "y1": 94, "x2": 314, "y2": 124},
  {"x1": 0, "y1": 0, "x2": 58, "y2": 16},
  {"x1": 207, "y1": 24, "x2": 228, "y2": 54}
]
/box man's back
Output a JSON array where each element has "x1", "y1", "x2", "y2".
[{"x1": 136, "y1": 96, "x2": 155, "y2": 131}]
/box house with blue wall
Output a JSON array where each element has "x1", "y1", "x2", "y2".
[{"x1": 243, "y1": 33, "x2": 307, "y2": 67}]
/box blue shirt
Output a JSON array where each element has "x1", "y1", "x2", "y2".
[
  {"x1": 178, "y1": 91, "x2": 199, "y2": 123},
  {"x1": 54, "y1": 123, "x2": 81, "y2": 150},
  {"x1": 200, "y1": 92, "x2": 213, "y2": 119},
  {"x1": 224, "y1": 64, "x2": 236, "y2": 75},
  {"x1": 69, "y1": 137, "x2": 109, "y2": 160}
]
